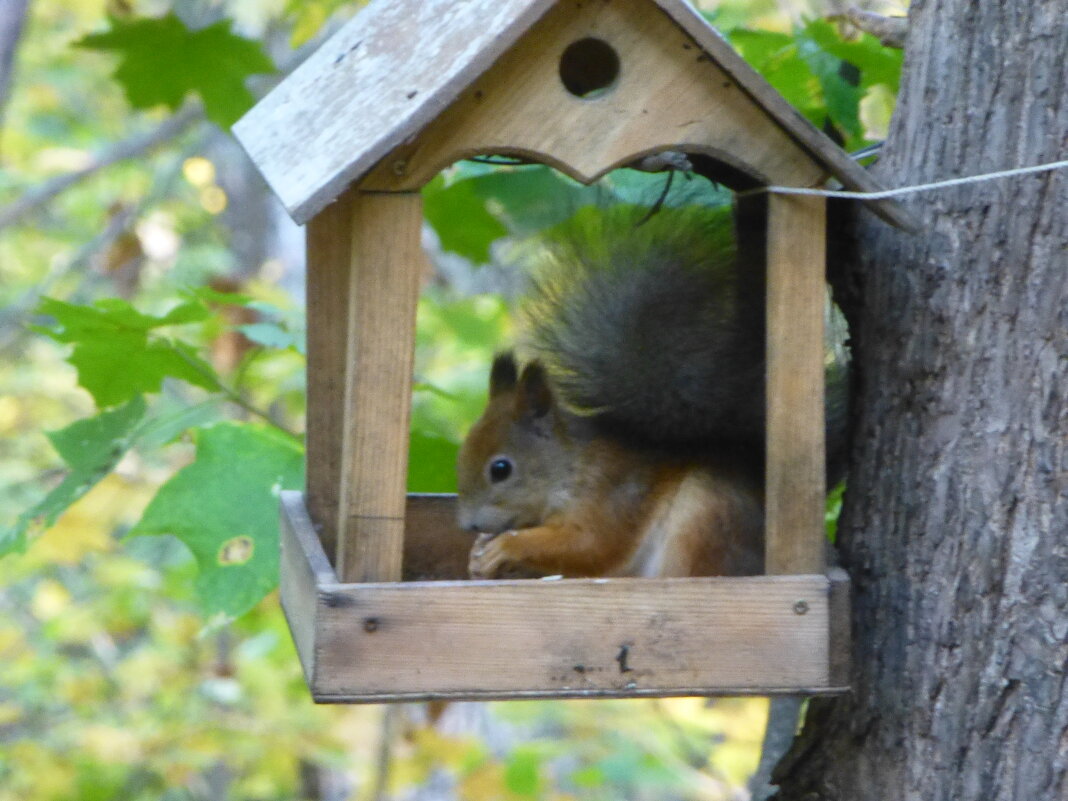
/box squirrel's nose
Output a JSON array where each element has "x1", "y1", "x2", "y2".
[{"x1": 457, "y1": 508, "x2": 477, "y2": 532}]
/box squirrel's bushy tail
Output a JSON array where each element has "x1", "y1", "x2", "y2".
[{"x1": 520, "y1": 205, "x2": 767, "y2": 451}]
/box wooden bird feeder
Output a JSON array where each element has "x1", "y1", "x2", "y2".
[{"x1": 233, "y1": 0, "x2": 908, "y2": 703}]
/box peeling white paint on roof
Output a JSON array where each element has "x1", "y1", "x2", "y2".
[
  {"x1": 234, "y1": 0, "x2": 907, "y2": 227},
  {"x1": 234, "y1": 0, "x2": 557, "y2": 223}
]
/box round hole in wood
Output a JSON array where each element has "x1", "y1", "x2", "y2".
[{"x1": 559, "y1": 38, "x2": 620, "y2": 99}]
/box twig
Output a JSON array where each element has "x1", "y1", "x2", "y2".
[
  {"x1": 0, "y1": 7, "x2": 349, "y2": 226},
  {"x1": 0, "y1": 102, "x2": 204, "y2": 230},
  {"x1": 844, "y1": 7, "x2": 908, "y2": 48},
  {"x1": 465, "y1": 155, "x2": 533, "y2": 166},
  {"x1": 630, "y1": 150, "x2": 693, "y2": 173},
  {"x1": 0, "y1": 0, "x2": 359, "y2": 226},
  {"x1": 634, "y1": 170, "x2": 676, "y2": 228},
  {"x1": 0, "y1": 143, "x2": 202, "y2": 353},
  {"x1": 0, "y1": 0, "x2": 29, "y2": 144},
  {"x1": 368, "y1": 706, "x2": 398, "y2": 801},
  {"x1": 173, "y1": 344, "x2": 301, "y2": 441}
]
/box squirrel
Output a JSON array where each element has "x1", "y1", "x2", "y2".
[{"x1": 456, "y1": 203, "x2": 844, "y2": 580}]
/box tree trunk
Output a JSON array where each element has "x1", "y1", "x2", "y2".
[{"x1": 775, "y1": 0, "x2": 1068, "y2": 799}]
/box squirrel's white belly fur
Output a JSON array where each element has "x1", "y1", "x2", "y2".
[{"x1": 626, "y1": 472, "x2": 714, "y2": 578}]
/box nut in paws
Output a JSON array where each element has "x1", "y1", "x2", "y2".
[{"x1": 468, "y1": 531, "x2": 517, "y2": 579}]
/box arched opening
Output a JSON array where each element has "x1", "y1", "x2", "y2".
[{"x1": 407, "y1": 152, "x2": 769, "y2": 578}]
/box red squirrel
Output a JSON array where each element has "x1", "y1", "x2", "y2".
[
  {"x1": 458, "y1": 353, "x2": 765, "y2": 578},
  {"x1": 455, "y1": 206, "x2": 815, "y2": 580}
]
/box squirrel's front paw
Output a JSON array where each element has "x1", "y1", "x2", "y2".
[{"x1": 469, "y1": 531, "x2": 516, "y2": 579}]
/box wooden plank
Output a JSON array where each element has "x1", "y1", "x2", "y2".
[
  {"x1": 309, "y1": 574, "x2": 833, "y2": 701},
  {"x1": 336, "y1": 192, "x2": 425, "y2": 583},
  {"x1": 279, "y1": 491, "x2": 336, "y2": 685},
  {"x1": 304, "y1": 190, "x2": 357, "y2": 562},
  {"x1": 362, "y1": 0, "x2": 825, "y2": 194},
  {"x1": 232, "y1": 0, "x2": 557, "y2": 224},
  {"x1": 235, "y1": 0, "x2": 911, "y2": 229},
  {"x1": 287, "y1": 491, "x2": 473, "y2": 584},
  {"x1": 765, "y1": 194, "x2": 827, "y2": 575},
  {"x1": 281, "y1": 491, "x2": 849, "y2": 701},
  {"x1": 283, "y1": 490, "x2": 459, "y2": 684},
  {"x1": 282, "y1": 491, "x2": 338, "y2": 584}
]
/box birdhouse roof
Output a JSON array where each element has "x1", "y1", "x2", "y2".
[{"x1": 234, "y1": 0, "x2": 908, "y2": 227}]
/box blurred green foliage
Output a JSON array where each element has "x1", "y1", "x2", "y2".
[
  {"x1": 77, "y1": 13, "x2": 276, "y2": 127},
  {"x1": 0, "y1": 0, "x2": 904, "y2": 798},
  {"x1": 727, "y1": 19, "x2": 901, "y2": 151}
]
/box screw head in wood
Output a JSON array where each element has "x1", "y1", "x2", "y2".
[{"x1": 793, "y1": 600, "x2": 809, "y2": 615}]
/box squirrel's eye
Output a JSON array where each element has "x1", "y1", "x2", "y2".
[{"x1": 488, "y1": 458, "x2": 513, "y2": 483}]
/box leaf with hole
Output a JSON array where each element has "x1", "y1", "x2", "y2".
[{"x1": 127, "y1": 423, "x2": 304, "y2": 619}]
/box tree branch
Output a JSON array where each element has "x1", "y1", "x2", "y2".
[
  {"x1": 0, "y1": 0, "x2": 30, "y2": 144},
  {"x1": 844, "y1": 7, "x2": 908, "y2": 48},
  {"x1": 0, "y1": 12, "x2": 345, "y2": 229},
  {"x1": 0, "y1": 143, "x2": 199, "y2": 353},
  {"x1": 368, "y1": 706, "x2": 398, "y2": 801},
  {"x1": 172, "y1": 344, "x2": 301, "y2": 440},
  {"x1": 0, "y1": 102, "x2": 204, "y2": 230}
]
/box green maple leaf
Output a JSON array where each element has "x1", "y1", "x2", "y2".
[
  {"x1": 128, "y1": 423, "x2": 304, "y2": 619},
  {"x1": 34, "y1": 297, "x2": 217, "y2": 409},
  {"x1": 1, "y1": 396, "x2": 147, "y2": 556},
  {"x1": 78, "y1": 13, "x2": 275, "y2": 127}
]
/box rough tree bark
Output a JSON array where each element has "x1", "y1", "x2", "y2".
[{"x1": 774, "y1": 0, "x2": 1067, "y2": 799}]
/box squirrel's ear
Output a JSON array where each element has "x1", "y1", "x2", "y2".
[
  {"x1": 489, "y1": 352, "x2": 518, "y2": 397},
  {"x1": 516, "y1": 361, "x2": 553, "y2": 419}
]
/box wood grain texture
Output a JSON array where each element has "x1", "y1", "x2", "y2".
[
  {"x1": 232, "y1": 0, "x2": 557, "y2": 223},
  {"x1": 279, "y1": 491, "x2": 335, "y2": 684},
  {"x1": 234, "y1": 0, "x2": 908, "y2": 227},
  {"x1": 304, "y1": 189, "x2": 357, "y2": 562},
  {"x1": 284, "y1": 492, "x2": 473, "y2": 582},
  {"x1": 361, "y1": 0, "x2": 823, "y2": 193},
  {"x1": 280, "y1": 491, "x2": 847, "y2": 701},
  {"x1": 765, "y1": 194, "x2": 827, "y2": 575},
  {"x1": 335, "y1": 192, "x2": 425, "y2": 583},
  {"x1": 313, "y1": 575, "x2": 833, "y2": 701}
]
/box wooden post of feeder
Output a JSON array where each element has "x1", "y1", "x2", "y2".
[
  {"x1": 305, "y1": 191, "x2": 354, "y2": 562},
  {"x1": 305, "y1": 187, "x2": 425, "y2": 583},
  {"x1": 764, "y1": 193, "x2": 827, "y2": 575}
]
